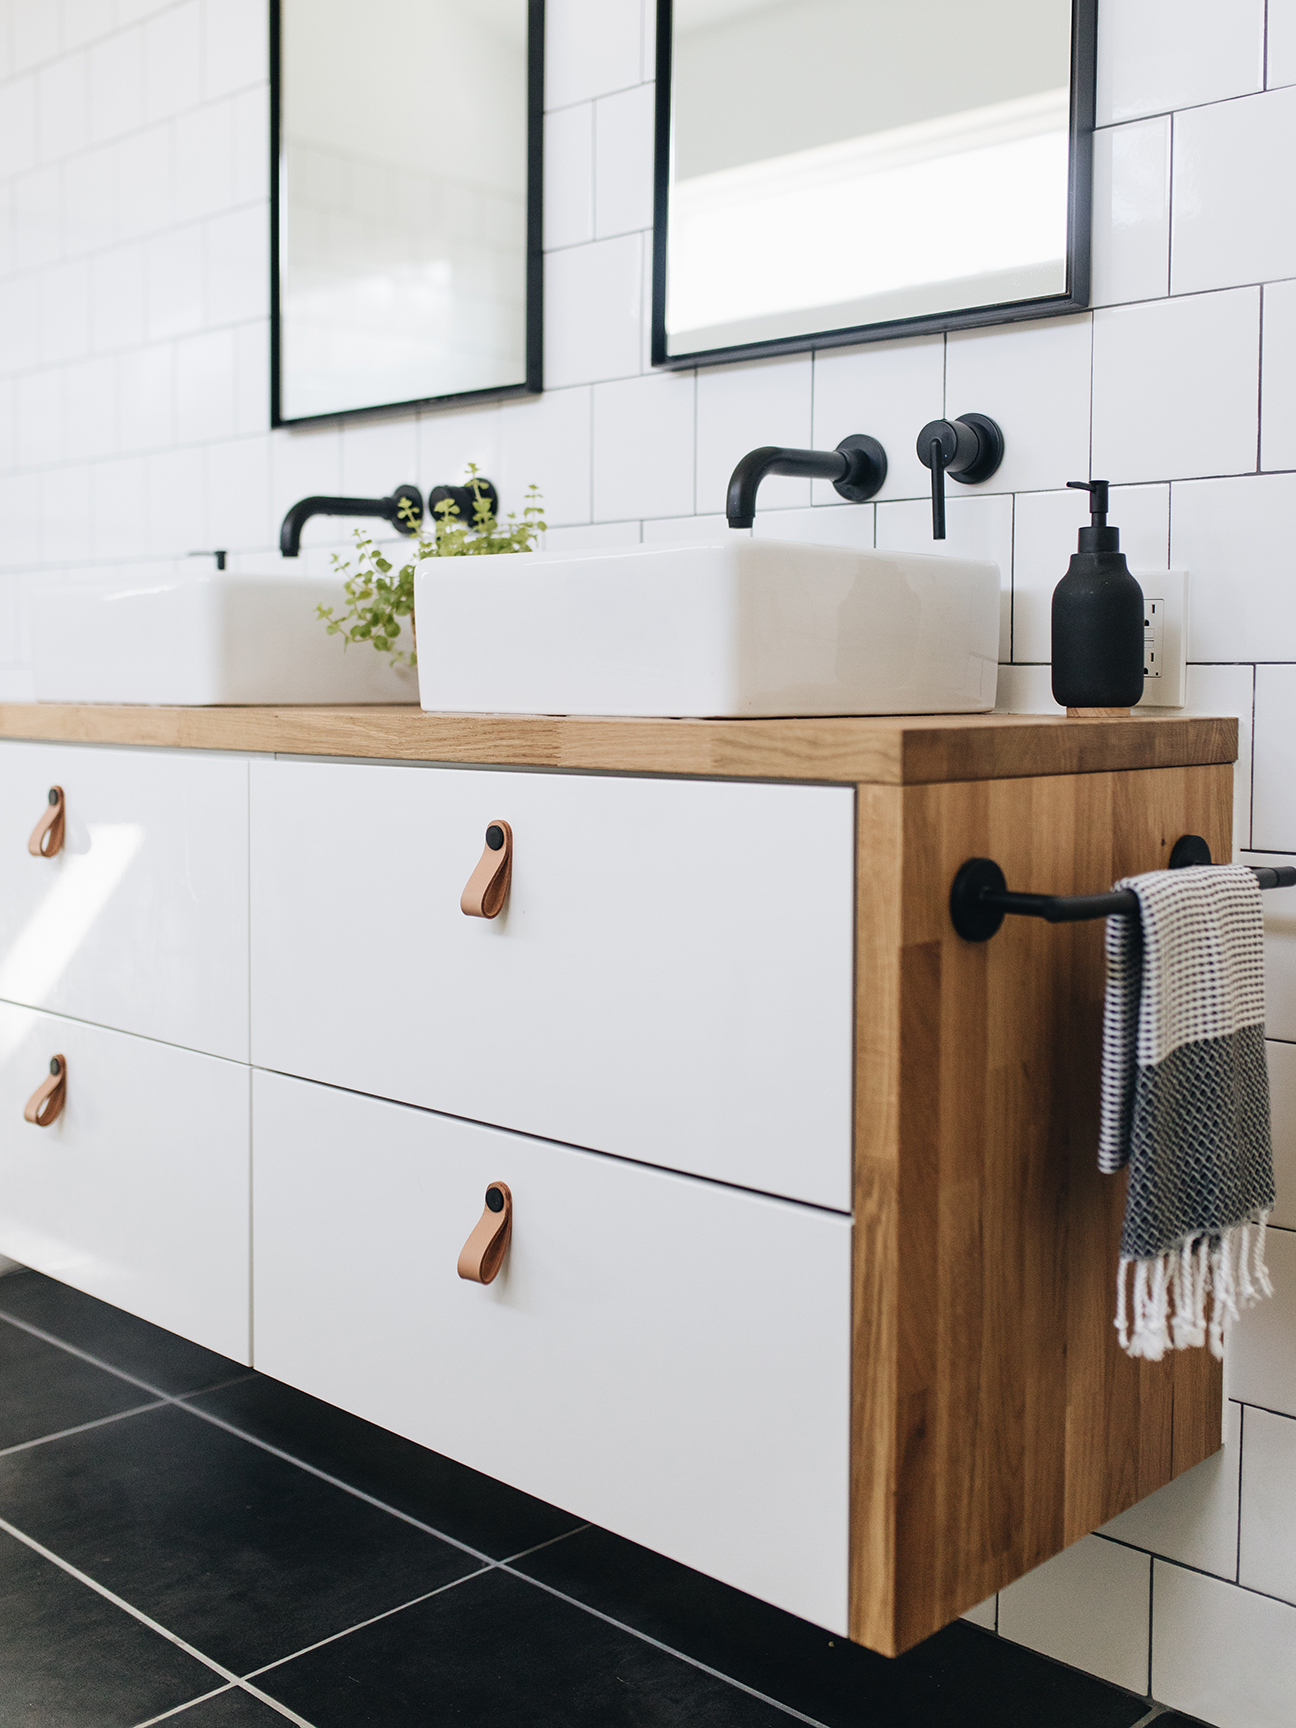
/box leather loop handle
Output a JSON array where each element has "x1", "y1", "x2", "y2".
[
  {"x1": 24, "y1": 1055, "x2": 67, "y2": 1128},
  {"x1": 461, "y1": 819, "x2": 513, "y2": 919},
  {"x1": 457, "y1": 1181, "x2": 513, "y2": 1284},
  {"x1": 28, "y1": 786, "x2": 65, "y2": 858}
]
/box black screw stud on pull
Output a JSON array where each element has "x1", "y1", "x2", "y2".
[{"x1": 916, "y1": 414, "x2": 1005, "y2": 539}]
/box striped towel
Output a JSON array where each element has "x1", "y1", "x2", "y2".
[{"x1": 1099, "y1": 864, "x2": 1276, "y2": 1361}]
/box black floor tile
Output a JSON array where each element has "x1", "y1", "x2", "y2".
[
  {"x1": 0, "y1": 1526, "x2": 216, "y2": 1728},
  {"x1": 1149, "y1": 1716, "x2": 1211, "y2": 1726},
  {"x1": 514, "y1": 1528, "x2": 1152, "y2": 1728},
  {"x1": 158, "y1": 1685, "x2": 299, "y2": 1724},
  {"x1": 259, "y1": 1564, "x2": 791, "y2": 1727},
  {"x1": 187, "y1": 1372, "x2": 583, "y2": 1560},
  {"x1": 0, "y1": 1314, "x2": 154, "y2": 1451},
  {"x1": 0, "y1": 1402, "x2": 481, "y2": 1675},
  {"x1": 0, "y1": 1268, "x2": 244, "y2": 1395}
]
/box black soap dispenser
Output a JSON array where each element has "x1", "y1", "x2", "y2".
[{"x1": 1051, "y1": 480, "x2": 1145, "y2": 715}]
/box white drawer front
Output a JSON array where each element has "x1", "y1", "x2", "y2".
[
  {"x1": 252, "y1": 1070, "x2": 851, "y2": 1632},
  {"x1": 0, "y1": 1006, "x2": 251, "y2": 1362},
  {"x1": 250, "y1": 759, "x2": 854, "y2": 1209},
  {"x1": 0, "y1": 742, "x2": 249, "y2": 1060}
]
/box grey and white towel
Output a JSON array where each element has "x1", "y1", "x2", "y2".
[{"x1": 1099, "y1": 863, "x2": 1275, "y2": 1361}]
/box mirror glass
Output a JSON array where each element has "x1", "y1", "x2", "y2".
[
  {"x1": 274, "y1": 0, "x2": 538, "y2": 424},
  {"x1": 657, "y1": 0, "x2": 1087, "y2": 364}
]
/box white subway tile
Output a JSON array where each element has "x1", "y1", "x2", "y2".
[
  {"x1": 0, "y1": 275, "x2": 40, "y2": 376},
  {"x1": 1254, "y1": 664, "x2": 1296, "y2": 852},
  {"x1": 1096, "y1": 0, "x2": 1264, "y2": 124},
  {"x1": 63, "y1": 0, "x2": 115, "y2": 52},
  {"x1": 65, "y1": 146, "x2": 120, "y2": 256},
  {"x1": 0, "y1": 378, "x2": 14, "y2": 475},
  {"x1": 117, "y1": 342, "x2": 174, "y2": 451},
  {"x1": 0, "y1": 73, "x2": 37, "y2": 178},
  {"x1": 1174, "y1": 474, "x2": 1296, "y2": 661},
  {"x1": 37, "y1": 51, "x2": 89, "y2": 163},
  {"x1": 545, "y1": 0, "x2": 643, "y2": 109},
  {"x1": 544, "y1": 104, "x2": 593, "y2": 251},
  {"x1": 115, "y1": 125, "x2": 173, "y2": 240},
  {"x1": 270, "y1": 423, "x2": 342, "y2": 547},
  {"x1": 642, "y1": 0, "x2": 658, "y2": 82},
  {"x1": 594, "y1": 83, "x2": 654, "y2": 238},
  {"x1": 89, "y1": 454, "x2": 148, "y2": 559},
  {"x1": 1268, "y1": 1040, "x2": 1296, "y2": 1231},
  {"x1": 1240, "y1": 1405, "x2": 1296, "y2": 1602},
  {"x1": 696, "y1": 354, "x2": 811, "y2": 518},
  {"x1": 1090, "y1": 117, "x2": 1170, "y2": 307},
  {"x1": 0, "y1": 475, "x2": 40, "y2": 566},
  {"x1": 176, "y1": 326, "x2": 236, "y2": 444},
  {"x1": 203, "y1": 0, "x2": 268, "y2": 98},
  {"x1": 1093, "y1": 291, "x2": 1260, "y2": 485},
  {"x1": 998, "y1": 1534, "x2": 1150, "y2": 1692},
  {"x1": 143, "y1": 1, "x2": 201, "y2": 123},
  {"x1": 1181, "y1": 663, "x2": 1255, "y2": 859},
  {"x1": 752, "y1": 504, "x2": 874, "y2": 552},
  {"x1": 145, "y1": 225, "x2": 203, "y2": 340},
  {"x1": 16, "y1": 368, "x2": 64, "y2": 470},
  {"x1": 498, "y1": 385, "x2": 591, "y2": 528},
  {"x1": 544, "y1": 520, "x2": 641, "y2": 553},
  {"x1": 230, "y1": 85, "x2": 269, "y2": 206},
  {"x1": 1172, "y1": 89, "x2": 1296, "y2": 296},
  {"x1": 12, "y1": 0, "x2": 61, "y2": 73},
  {"x1": 945, "y1": 316, "x2": 1092, "y2": 495},
  {"x1": 1226, "y1": 1223, "x2": 1296, "y2": 1417},
  {"x1": 1259, "y1": 859, "x2": 1296, "y2": 1042},
  {"x1": 811, "y1": 336, "x2": 944, "y2": 505},
  {"x1": 877, "y1": 492, "x2": 1013, "y2": 662},
  {"x1": 1152, "y1": 1560, "x2": 1296, "y2": 1727},
  {"x1": 39, "y1": 258, "x2": 91, "y2": 365},
  {"x1": 64, "y1": 354, "x2": 117, "y2": 461},
  {"x1": 592, "y1": 369, "x2": 693, "y2": 520},
  {"x1": 89, "y1": 26, "x2": 145, "y2": 144},
  {"x1": 1261, "y1": 279, "x2": 1296, "y2": 472},
  {"x1": 174, "y1": 100, "x2": 236, "y2": 222},
  {"x1": 39, "y1": 463, "x2": 91, "y2": 563},
  {"x1": 90, "y1": 244, "x2": 147, "y2": 354},
  {"x1": 13, "y1": 164, "x2": 63, "y2": 270},
  {"x1": 1272, "y1": 0, "x2": 1296, "y2": 89},
  {"x1": 641, "y1": 512, "x2": 734, "y2": 545},
  {"x1": 417, "y1": 403, "x2": 503, "y2": 500},
  {"x1": 1102, "y1": 1400, "x2": 1240, "y2": 1578},
  {"x1": 204, "y1": 204, "x2": 268, "y2": 326},
  {"x1": 339, "y1": 413, "x2": 419, "y2": 501},
  {"x1": 147, "y1": 442, "x2": 205, "y2": 554},
  {"x1": 544, "y1": 235, "x2": 643, "y2": 388},
  {"x1": 207, "y1": 433, "x2": 271, "y2": 552},
  {"x1": 233, "y1": 319, "x2": 268, "y2": 437},
  {"x1": 960, "y1": 1595, "x2": 996, "y2": 1631}
]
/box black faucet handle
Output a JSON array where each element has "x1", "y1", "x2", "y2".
[
  {"x1": 916, "y1": 413, "x2": 1005, "y2": 539},
  {"x1": 427, "y1": 476, "x2": 500, "y2": 526}
]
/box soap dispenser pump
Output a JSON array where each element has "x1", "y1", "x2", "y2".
[{"x1": 1051, "y1": 480, "x2": 1145, "y2": 716}]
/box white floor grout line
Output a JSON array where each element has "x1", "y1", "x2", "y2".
[
  {"x1": 0, "y1": 1399, "x2": 168, "y2": 1457},
  {"x1": 129, "y1": 1683, "x2": 237, "y2": 1727},
  {"x1": 501, "y1": 1522, "x2": 592, "y2": 1565},
  {"x1": 1129, "y1": 1708, "x2": 1167, "y2": 1728},
  {"x1": 0, "y1": 1308, "x2": 831, "y2": 1724}
]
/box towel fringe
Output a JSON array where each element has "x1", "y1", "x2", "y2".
[{"x1": 1117, "y1": 1212, "x2": 1272, "y2": 1361}]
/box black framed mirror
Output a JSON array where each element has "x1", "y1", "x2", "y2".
[
  {"x1": 271, "y1": 0, "x2": 544, "y2": 426},
  {"x1": 652, "y1": 0, "x2": 1095, "y2": 370}
]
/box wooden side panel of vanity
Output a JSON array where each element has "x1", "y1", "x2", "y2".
[{"x1": 850, "y1": 762, "x2": 1231, "y2": 1656}]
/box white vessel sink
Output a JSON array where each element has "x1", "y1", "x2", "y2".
[
  {"x1": 416, "y1": 538, "x2": 1000, "y2": 718},
  {"x1": 31, "y1": 571, "x2": 416, "y2": 706}
]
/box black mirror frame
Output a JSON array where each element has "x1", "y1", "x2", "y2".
[
  {"x1": 270, "y1": 0, "x2": 545, "y2": 428},
  {"x1": 650, "y1": 0, "x2": 1096, "y2": 371}
]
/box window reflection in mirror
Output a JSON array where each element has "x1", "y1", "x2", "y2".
[
  {"x1": 273, "y1": 0, "x2": 539, "y2": 424},
  {"x1": 657, "y1": 0, "x2": 1087, "y2": 364}
]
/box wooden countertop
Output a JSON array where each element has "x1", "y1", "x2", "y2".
[{"x1": 0, "y1": 704, "x2": 1237, "y2": 785}]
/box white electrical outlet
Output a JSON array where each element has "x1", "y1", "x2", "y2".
[{"x1": 1135, "y1": 570, "x2": 1187, "y2": 708}]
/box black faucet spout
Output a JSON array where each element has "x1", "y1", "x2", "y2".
[
  {"x1": 725, "y1": 435, "x2": 886, "y2": 528},
  {"x1": 279, "y1": 484, "x2": 424, "y2": 557}
]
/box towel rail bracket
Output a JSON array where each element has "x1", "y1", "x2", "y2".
[{"x1": 950, "y1": 834, "x2": 1296, "y2": 943}]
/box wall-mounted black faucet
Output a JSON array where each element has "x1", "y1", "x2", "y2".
[
  {"x1": 726, "y1": 435, "x2": 887, "y2": 529},
  {"x1": 279, "y1": 484, "x2": 425, "y2": 558},
  {"x1": 916, "y1": 414, "x2": 1004, "y2": 539}
]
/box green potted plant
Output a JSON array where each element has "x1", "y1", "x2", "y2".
[{"x1": 316, "y1": 466, "x2": 545, "y2": 668}]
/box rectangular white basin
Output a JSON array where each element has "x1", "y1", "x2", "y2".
[
  {"x1": 416, "y1": 538, "x2": 1000, "y2": 718},
  {"x1": 31, "y1": 572, "x2": 417, "y2": 705}
]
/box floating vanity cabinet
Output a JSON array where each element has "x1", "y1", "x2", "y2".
[
  {"x1": 0, "y1": 1005, "x2": 250, "y2": 1360},
  {"x1": 0, "y1": 742, "x2": 249, "y2": 1060},
  {"x1": 0, "y1": 703, "x2": 1240, "y2": 1656}
]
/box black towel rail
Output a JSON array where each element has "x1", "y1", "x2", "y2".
[{"x1": 950, "y1": 833, "x2": 1296, "y2": 943}]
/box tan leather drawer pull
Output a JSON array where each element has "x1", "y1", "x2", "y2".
[
  {"x1": 24, "y1": 1056, "x2": 67, "y2": 1128},
  {"x1": 28, "y1": 786, "x2": 65, "y2": 858},
  {"x1": 457, "y1": 1181, "x2": 512, "y2": 1284},
  {"x1": 461, "y1": 819, "x2": 512, "y2": 919}
]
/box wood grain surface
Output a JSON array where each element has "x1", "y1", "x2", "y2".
[
  {"x1": 850, "y1": 761, "x2": 1230, "y2": 1654},
  {"x1": 0, "y1": 703, "x2": 1237, "y2": 786}
]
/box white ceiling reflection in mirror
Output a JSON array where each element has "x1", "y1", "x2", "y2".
[
  {"x1": 659, "y1": 0, "x2": 1081, "y2": 361},
  {"x1": 275, "y1": 0, "x2": 536, "y2": 423}
]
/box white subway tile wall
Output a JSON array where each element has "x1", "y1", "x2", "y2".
[{"x1": 1, "y1": 2, "x2": 1294, "y2": 1719}]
